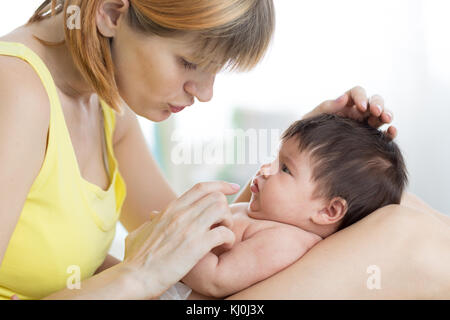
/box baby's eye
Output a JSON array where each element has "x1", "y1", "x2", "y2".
[{"x1": 281, "y1": 163, "x2": 291, "y2": 175}]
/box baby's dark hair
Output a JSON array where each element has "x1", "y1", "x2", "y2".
[{"x1": 282, "y1": 114, "x2": 408, "y2": 231}]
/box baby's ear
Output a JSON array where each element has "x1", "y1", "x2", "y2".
[{"x1": 312, "y1": 197, "x2": 348, "y2": 225}]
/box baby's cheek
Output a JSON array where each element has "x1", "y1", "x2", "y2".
[{"x1": 260, "y1": 188, "x2": 285, "y2": 216}]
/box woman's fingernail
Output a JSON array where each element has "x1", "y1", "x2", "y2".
[
  {"x1": 386, "y1": 112, "x2": 392, "y2": 121},
  {"x1": 229, "y1": 183, "x2": 241, "y2": 190},
  {"x1": 361, "y1": 101, "x2": 368, "y2": 111},
  {"x1": 335, "y1": 94, "x2": 346, "y2": 102},
  {"x1": 376, "y1": 104, "x2": 383, "y2": 114}
]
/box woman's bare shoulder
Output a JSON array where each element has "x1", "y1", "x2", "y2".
[
  {"x1": 0, "y1": 28, "x2": 52, "y2": 103},
  {"x1": 0, "y1": 53, "x2": 50, "y2": 127}
]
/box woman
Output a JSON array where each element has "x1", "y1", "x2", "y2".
[{"x1": 0, "y1": 0, "x2": 448, "y2": 300}]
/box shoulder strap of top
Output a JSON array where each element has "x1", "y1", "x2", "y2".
[
  {"x1": 99, "y1": 98, "x2": 118, "y2": 178},
  {"x1": 0, "y1": 41, "x2": 117, "y2": 141},
  {"x1": 99, "y1": 98, "x2": 117, "y2": 141},
  {"x1": 0, "y1": 41, "x2": 76, "y2": 192}
]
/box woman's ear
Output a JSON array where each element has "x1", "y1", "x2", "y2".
[
  {"x1": 311, "y1": 197, "x2": 348, "y2": 225},
  {"x1": 96, "y1": 0, "x2": 130, "y2": 38}
]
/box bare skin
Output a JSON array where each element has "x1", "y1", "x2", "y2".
[
  {"x1": 1, "y1": 0, "x2": 448, "y2": 299},
  {"x1": 186, "y1": 165, "x2": 450, "y2": 300},
  {"x1": 225, "y1": 204, "x2": 450, "y2": 299}
]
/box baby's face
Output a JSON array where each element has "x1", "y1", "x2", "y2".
[{"x1": 248, "y1": 138, "x2": 325, "y2": 228}]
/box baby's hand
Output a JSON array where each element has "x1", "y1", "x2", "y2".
[
  {"x1": 211, "y1": 243, "x2": 231, "y2": 256},
  {"x1": 210, "y1": 222, "x2": 235, "y2": 252}
]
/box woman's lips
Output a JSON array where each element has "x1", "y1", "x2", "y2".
[{"x1": 169, "y1": 105, "x2": 186, "y2": 113}]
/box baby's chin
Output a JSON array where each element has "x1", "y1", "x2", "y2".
[
  {"x1": 248, "y1": 192, "x2": 259, "y2": 210},
  {"x1": 248, "y1": 194, "x2": 265, "y2": 218}
]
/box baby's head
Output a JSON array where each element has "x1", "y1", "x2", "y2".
[{"x1": 248, "y1": 114, "x2": 408, "y2": 238}]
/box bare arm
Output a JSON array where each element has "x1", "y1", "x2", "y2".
[
  {"x1": 0, "y1": 57, "x2": 50, "y2": 266},
  {"x1": 401, "y1": 192, "x2": 450, "y2": 226},
  {"x1": 113, "y1": 105, "x2": 177, "y2": 233},
  {"x1": 0, "y1": 59, "x2": 148, "y2": 300},
  {"x1": 183, "y1": 226, "x2": 317, "y2": 298},
  {"x1": 226, "y1": 204, "x2": 450, "y2": 299},
  {"x1": 94, "y1": 254, "x2": 122, "y2": 275}
]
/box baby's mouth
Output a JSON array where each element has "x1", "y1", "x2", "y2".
[{"x1": 250, "y1": 178, "x2": 259, "y2": 193}]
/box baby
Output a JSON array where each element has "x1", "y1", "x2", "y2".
[{"x1": 159, "y1": 113, "x2": 408, "y2": 299}]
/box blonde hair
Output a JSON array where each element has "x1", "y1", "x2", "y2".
[{"x1": 28, "y1": 0, "x2": 275, "y2": 113}]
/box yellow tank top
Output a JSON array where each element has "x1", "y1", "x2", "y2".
[{"x1": 0, "y1": 41, "x2": 127, "y2": 300}]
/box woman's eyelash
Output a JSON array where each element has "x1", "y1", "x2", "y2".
[{"x1": 181, "y1": 58, "x2": 197, "y2": 70}]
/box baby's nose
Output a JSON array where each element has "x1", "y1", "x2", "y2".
[{"x1": 259, "y1": 162, "x2": 278, "y2": 178}]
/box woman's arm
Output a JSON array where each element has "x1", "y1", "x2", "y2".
[
  {"x1": 45, "y1": 182, "x2": 242, "y2": 300},
  {"x1": 0, "y1": 63, "x2": 161, "y2": 300},
  {"x1": 43, "y1": 263, "x2": 148, "y2": 300},
  {"x1": 226, "y1": 204, "x2": 450, "y2": 299},
  {"x1": 94, "y1": 254, "x2": 122, "y2": 275},
  {"x1": 401, "y1": 192, "x2": 450, "y2": 226},
  {"x1": 0, "y1": 58, "x2": 51, "y2": 265},
  {"x1": 113, "y1": 105, "x2": 178, "y2": 233}
]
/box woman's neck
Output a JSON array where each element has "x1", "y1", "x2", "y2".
[{"x1": 22, "y1": 13, "x2": 96, "y2": 104}]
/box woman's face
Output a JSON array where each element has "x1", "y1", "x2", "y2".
[{"x1": 111, "y1": 20, "x2": 216, "y2": 122}]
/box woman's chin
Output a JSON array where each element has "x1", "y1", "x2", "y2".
[
  {"x1": 139, "y1": 109, "x2": 172, "y2": 122},
  {"x1": 152, "y1": 110, "x2": 172, "y2": 122}
]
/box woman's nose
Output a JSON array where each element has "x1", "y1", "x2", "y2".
[{"x1": 184, "y1": 73, "x2": 215, "y2": 103}]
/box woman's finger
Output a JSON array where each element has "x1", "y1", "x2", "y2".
[
  {"x1": 367, "y1": 115, "x2": 383, "y2": 128},
  {"x1": 346, "y1": 86, "x2": 368, "y2": 112},
  {"x1": 315, "y1": 96, "x2": 349, "y2": 116},
  {"x1": 198, "y1": 200, "x2": 234, "y2": 231},
  {"x1": 186, "y1": 191, "x2": 232, "y2": 228},
  {"x1": 368, "y1": 94, "x2": 385, "y2": 117},
  {"x1": 380, "y1": 108, "x2": 393, "y2": 124},
  {"x1": 347, "y1": 105, "x2": 366, "y2": 122},
  {"x1": 367, "y1": 118, "x2": 398, "y2": 140},
  {"x1": 367, "y1": 110, "x2": 393, "y2": 129},
  {"x1": 149, "y1": 211, "x2": 161, "y2": 221},
  {"x1": 386, "y1": 126, "x2": 398, "y2": 140},
  {"x1": 368, "y1": 95, "x2": 394, "y2": 125},
  {"x1": 174, "y1": 181, "x2": 240, "y2": 211}
]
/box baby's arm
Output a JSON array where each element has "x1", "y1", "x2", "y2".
[{"x1": 182, "y1": 225, "x2": 321, "y2": 298}]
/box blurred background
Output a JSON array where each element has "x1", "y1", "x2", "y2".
[{"x1": 1, "y1": 1, "x2": 449, "y2": 261}]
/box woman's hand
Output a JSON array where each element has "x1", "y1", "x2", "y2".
[
  {"x1": 303, "y1": 86, "x2": 397, "y2": 140},
  {"x1": 121, "y1": 181, "x2": 240, "y2": 299}
]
